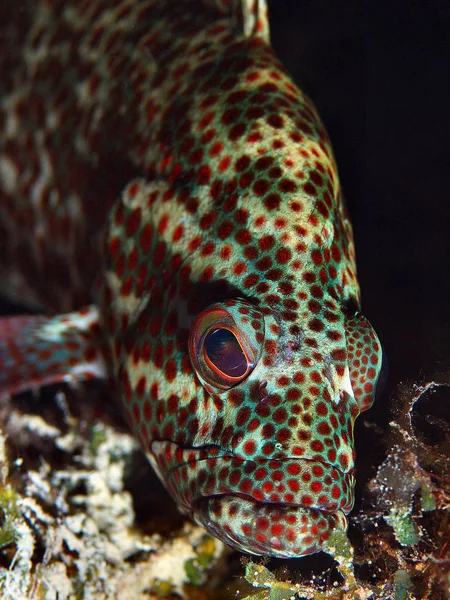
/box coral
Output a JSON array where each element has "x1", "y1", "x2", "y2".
[{"x1": 0, "y1": 388, "x2": 225, "y2": 600}]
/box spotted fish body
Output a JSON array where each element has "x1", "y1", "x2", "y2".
[{"x1": 0, "y1": 0, "x2": 383, "y2": 557}]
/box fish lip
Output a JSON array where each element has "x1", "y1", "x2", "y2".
[{"x1": 191, "y1": 492, "x2": 349, "y2": 558}]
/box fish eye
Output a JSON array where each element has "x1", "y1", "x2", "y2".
[
  {"x1": 204, "y1": 327, "x2": 251, "y2": 378},
  {"x1": 188, "y1": 303, "x2": 262, "y2": 391}
]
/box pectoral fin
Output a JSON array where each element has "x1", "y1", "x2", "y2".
[{"x1": 0, "y1": 305, "x2": 106, "y2": 397}]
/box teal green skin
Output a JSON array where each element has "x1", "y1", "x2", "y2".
[
  {"x1": 101, "y1": 1, "x2": 383, "y2": 558},
  {"x1": 0, "y1": 0, "x2": 383, "y2": 557}
]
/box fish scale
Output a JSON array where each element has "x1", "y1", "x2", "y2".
[{"x1": 0, "y1": 0, "x2": 383, "y2": 558}]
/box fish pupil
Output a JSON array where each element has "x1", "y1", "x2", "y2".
[{"x1": 204, "y1": 328, "x2": 247, "y2": 377}]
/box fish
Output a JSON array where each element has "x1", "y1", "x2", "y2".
[{"x1": 0, "y1": 0, "x2": 383, "y2": 558}]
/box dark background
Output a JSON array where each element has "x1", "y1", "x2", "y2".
[{"x1": 269, "y1": 0, "x2": 450, "y2": 392}]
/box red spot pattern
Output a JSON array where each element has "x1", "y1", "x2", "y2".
[{"x1": 0, "y1": 0, "x2": 383, "y2": 560}]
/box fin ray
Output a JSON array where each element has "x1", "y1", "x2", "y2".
[
  {"x1": 0, "y1": 306, "x2": 106, "y2": 397},
  {"x1": 202, "y1": 0, "x2": 270, "y2": 43}
]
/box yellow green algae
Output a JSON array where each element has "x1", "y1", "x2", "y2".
[{"x1": 0, "y1": 484, "x2": 20, "y2": 549}]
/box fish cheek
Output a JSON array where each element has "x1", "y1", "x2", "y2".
[{"x1": 114, "y1": 303, "x2": 202, "y2": 454}]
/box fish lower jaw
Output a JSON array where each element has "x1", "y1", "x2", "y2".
[
  {"x1": 151, "y1": 441, "x2": 353, "y2": 556},
  {"x1": 192, "y1": 494, "x2": 348, "y2": 558}
]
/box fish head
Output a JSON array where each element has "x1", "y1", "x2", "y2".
[
  {"x1": 104, "y1": 177, "x2": 383, "y2": 558},
  {"x1": 137, "y1": 294, "x2": 382, "y2": 557}
]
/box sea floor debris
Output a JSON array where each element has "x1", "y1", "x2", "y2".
[
  {"x1": 0, "y1": 372, "x2": 448, "y2": 599},
  {"x1": 0, "y1": 386, "x2": 225, "y2": 600}
]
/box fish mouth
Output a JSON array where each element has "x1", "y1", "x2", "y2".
[
  {"x1": 151, "y1": 441, "x2": 353, "y2": 557},
  {"x1": 193, "y1": 494, "x2": 348, "y2": 558}
]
